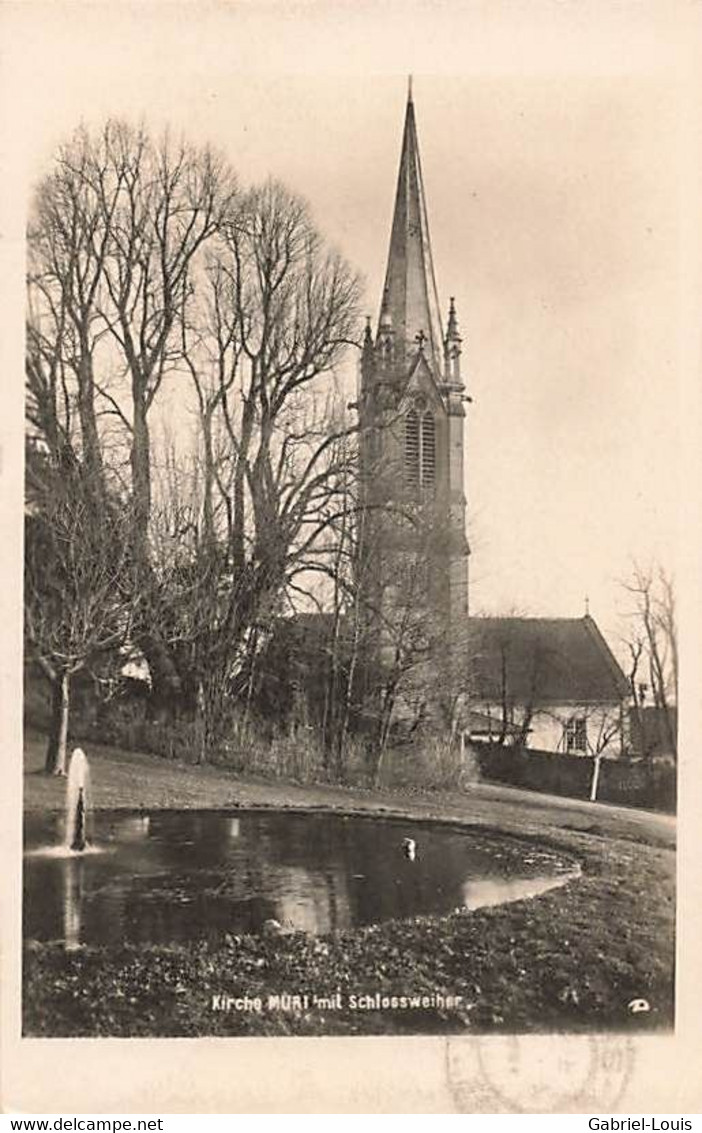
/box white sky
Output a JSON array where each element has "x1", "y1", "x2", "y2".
[{"x1": 2, "y1": 0, "x2": 701, "y2": 657}]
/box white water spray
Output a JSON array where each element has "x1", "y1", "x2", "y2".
[{"x1": 65, "y1": 748, "x2": 91, "y2": 852}]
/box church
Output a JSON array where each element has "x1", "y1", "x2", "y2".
[
  {"x1": 356, "y1": 84, "x2": 629, "y2": 759},
  {"x1": 358, "y1": 81, "x2": 469, "y2": 639}
]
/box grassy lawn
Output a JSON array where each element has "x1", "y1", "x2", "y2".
[{"x1": 23, "y1": 731, "x2": 676, "y2": 1037}]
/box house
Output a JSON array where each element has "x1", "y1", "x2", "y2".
[{"x1": 466, "y1": 614, "x2": 629, "y2": 757}]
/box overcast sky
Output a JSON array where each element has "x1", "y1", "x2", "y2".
[{"x1": 3, "y1": 0, "x2": 700, "y2": 655}]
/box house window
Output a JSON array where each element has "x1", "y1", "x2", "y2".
[
  {"x1": 564, "y1": 716, "x2": 588, "y2": 754},
  {"x1": 404, "y1": 408, "x2": 436, "y2": 489}
]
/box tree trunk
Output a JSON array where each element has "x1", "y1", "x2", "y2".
[
  {"x1": 77, "y1": 346, "x2": 105, "y2": 492},
  {"x1": 138, "y1": 628, "x2": 183, "y2": 720},
  {"x1": 240, "y1": 628, "x2": 259, "y2": 743},
  {"x1": 129, "y1": 389, "x2": 185, "y2": 718},
  {"x1": 322, "y1": 614, "x2": 342, "y2": 771},
  {"x1": 589, "y1": 752, "x2": 602, "y2": 802},
  {"x1": 130, "y1": 398, "x2": 151, "y2": 550},
  {"x1": 373, "y1": 687, "x2": 396, "y2": 786},
  {"x1": 516, "y1": 704, "x2": 534, "y2": 748},
  {"x1": 336, "y1": 579, "x2": 365, "y2": 779},
  {"x1": 498, "y1": 646, "x2": 509, "y2": 745},
  {"x1": 195, "y1": 682, "x2": 206, "y2": 766},
  {"x1": 230, "y1": 398, "x2": 254, "y2": 574},
  {"x1": 201, "y1": 408, "x2": 216, "y2": 548},
  {"x1": 45, "y1": 670, "x2": 70, "y2": 775}
]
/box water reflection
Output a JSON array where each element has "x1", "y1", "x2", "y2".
[
  {"x1": 24, "y1": 810, "x2": 577, "y2": 949},
  {"x1": 462, "y1": 873, "x2": 578, "y2": 911},
  {"x1": 275, "y1": 865, "x2": 351, "y2": 935},
  {"x1": 63, "y1": 857, "x2": 83, "y2": 951}
]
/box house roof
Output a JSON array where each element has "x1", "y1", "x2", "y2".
[
  {"x1": 467, "y1": 615, "x2": 629, "y2": 705},
  {"x1": 270, "y1": 611, "x2": 628, "y2": 707}
]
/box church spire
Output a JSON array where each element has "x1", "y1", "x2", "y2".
[{"x1": 377, "y1": 85, "x2": 444, "y2": 374}]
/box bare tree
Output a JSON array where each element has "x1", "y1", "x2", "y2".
[
  {"x1": 24, "y1": 443, "x2": 138, "y2": 774},
  {"x1": 27, "y1": 125, "x2": 115, "y2": 483},
  {"x1": 583, "y1": 704, "x2": 625, "y2": 801},
  {"x1": 26, "y1": 124, "x2": 362, "y2": 765},
  {"x1": 621, "y1": 563, "x2": 678, "y2": 761},
  {"x1": 150, "y1": 181, "x2": 361, "y2": 752},
  {"x1": 466, "y1": 611, "x2": 545, "y2": 747},
  {"x1": 27, "y1": 120, "x2": 239, "y2": 708}
]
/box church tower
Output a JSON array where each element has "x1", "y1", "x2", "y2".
[{"x1": 359, "y1": 83, "x2": 469, "y2": 656}]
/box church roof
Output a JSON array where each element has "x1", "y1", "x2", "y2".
[
  {"x1": 468, "y1": 615, "x2": 629, "y2": 705},
  {"x1": 267, "y1": 612, "x2": 627, "y2": 707},
  {"x1": 378, "y1": 86, "x2": 444, "y2": 373}
]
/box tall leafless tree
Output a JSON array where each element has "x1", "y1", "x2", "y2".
[
  {"x1": 622, "y1": 563, "x2": 678, "y2": 760},
  {"x1": 150, "y1": 180, "x2": 361, "y2": 751},
  {"x1": 25, "y1": 443, "x2": 139, "y2": 774},
  {"x1": 27, "y1": 120, "x2": 239, "y2": 707},
  {"x1": 26, "y1": 122, "x2": 363, "y2": 765}
]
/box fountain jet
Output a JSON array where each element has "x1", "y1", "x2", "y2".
[{"x1": 65, "y1": 748, "x2": 91, "y2": 852}]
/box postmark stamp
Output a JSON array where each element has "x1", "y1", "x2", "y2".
[{"x1": 445, "y1": 1033, "x2": 636, "y2": 1113}]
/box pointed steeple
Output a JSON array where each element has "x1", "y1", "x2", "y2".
[
  {"x1": 377, "y1": 85, "x2": 444, "y2": 374},
  {"x1": 444, "y1": 295, "x2": 463, "y2": 384},
  {"x1": 446, "y1": 295, "x2": 460, "y2": 342}
]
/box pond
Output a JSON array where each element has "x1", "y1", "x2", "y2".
[{"x1": 24, "y1": 809, "x2": 579, "y2": 949}]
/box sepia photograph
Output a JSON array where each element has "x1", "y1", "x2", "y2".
[{"x1": 2, "y1": 0, "x2": 702, "y2": 1115}]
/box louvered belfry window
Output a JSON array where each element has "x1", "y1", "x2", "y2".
[
  {"x1": 404, "y1": 406, "x2": 436, "y2": 490},
  {"x1": 405, "y1": 409, "x2": 420, "y2": 485},
  {"x1": 421, "y1": 412, "x2": 435, "y2": 487}
]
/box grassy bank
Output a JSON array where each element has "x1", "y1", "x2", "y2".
[{"x1": 22, "y1": 732, "x2": 676, "y2": 1037}]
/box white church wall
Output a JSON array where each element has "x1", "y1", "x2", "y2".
[
  {"x1": 472, "y1": 701, "x2": 624, "y2": 757},
  {"x1": 529, "y1": 704, "x2": 623, "y2": 757}
]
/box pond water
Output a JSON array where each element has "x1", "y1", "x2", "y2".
[{"x1": 23, "y1": 809, "x2": 579, "y2": 949}]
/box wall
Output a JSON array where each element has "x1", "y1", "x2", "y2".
[
  {"x1": 529, "y1": 704, "x2": 623, "y2": 756},
  {"x1": 474, "y1": 741, "x2": 676, "y2": 814},
  {"x1": 472, "y1": 700, "x2": 623, "y2": 756}
]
